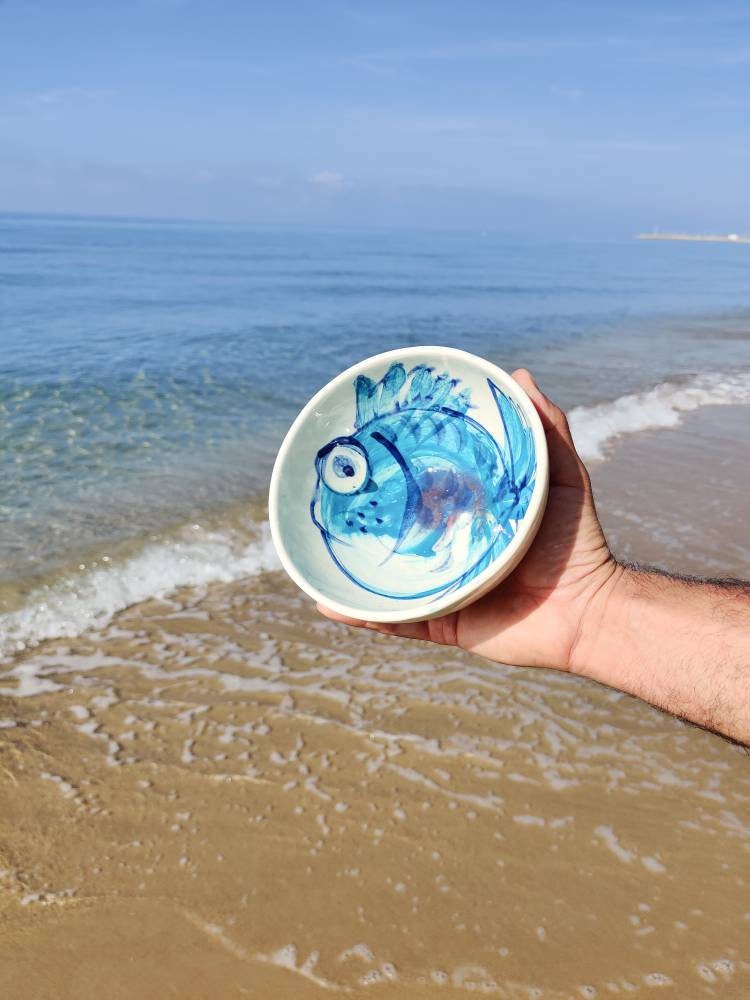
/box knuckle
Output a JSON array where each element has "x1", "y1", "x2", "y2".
[
  {"x1": 433, "y1": 613, "x2": 459, "y2": 647},
  {"x1": 551, "y1": 404, "x2": 571, "y2": 435}
]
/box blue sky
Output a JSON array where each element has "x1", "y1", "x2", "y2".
[{"x1": 1, "y1": 0, "x2": 749, "y2": 233}]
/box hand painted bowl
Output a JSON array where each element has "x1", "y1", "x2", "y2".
[{"x1": 269, "y1": 346, "x2": 549, "y2": 623}]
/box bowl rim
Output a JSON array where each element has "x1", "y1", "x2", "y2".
[{"x1": 268, "y1": 345, "x2": 549, "y2": 623}]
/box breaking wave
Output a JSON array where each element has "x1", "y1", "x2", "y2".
[
  {"x1": 0, "y1": 522, "x2": 280, "y2": 660},
  {"x1": 569, "y1": 371, "x2": 750, "y2": 462}
]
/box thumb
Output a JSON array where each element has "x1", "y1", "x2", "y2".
[{"x1": 511, "y1": 369, "x2": 588, "y2": 490}]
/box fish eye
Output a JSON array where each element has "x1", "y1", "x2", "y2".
[{"x1": 319, "y1": 441, "x2": 369, "y2": 495}]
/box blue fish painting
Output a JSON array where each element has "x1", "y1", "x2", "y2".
[{"x1": 310, "y1": 363, "x2": 536, "y2": 602}]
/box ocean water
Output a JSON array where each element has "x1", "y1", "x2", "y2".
[{"x1": 1, "y1": 213, "x2": 749, "y2": 654}]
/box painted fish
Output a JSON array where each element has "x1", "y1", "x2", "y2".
[{"x1": 311, "y1": 362, "x2": 535, "y2": 601}]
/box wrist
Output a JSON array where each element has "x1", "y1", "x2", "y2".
[{"x1": 567, "y1": 558, "x2": 632, "y2": 680}]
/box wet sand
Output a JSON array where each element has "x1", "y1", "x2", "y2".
[
  {"x1": 1, "y1": 408, "x2": 749, "y2": 999},
  {"x1": 591, "y1": 405, "x2": 750, "y2": 579}
]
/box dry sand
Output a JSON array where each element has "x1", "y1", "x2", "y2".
[{"x1": 1, "y1": 408, "x2": 749, "y2": 999}]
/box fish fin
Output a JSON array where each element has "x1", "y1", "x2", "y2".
[
  {"x1": 488, "y1": 379, "x2": 536, "y2": 523},
  {"x1": 354, "y1": 362, "x2": 473, "y2": 427},
  {"x1": 354, "y1": 363, "x2": 406, "y2": 428},
  {"x1": 406, "y1": 364, "x2": 472, "y2": 413},
  {"x1": 354, "y1": 374, "x2": 377, "y2": 427}
]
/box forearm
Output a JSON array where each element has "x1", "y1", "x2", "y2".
[{"x1": 572, "y1": 564, "x2": 750, "y2": 744}]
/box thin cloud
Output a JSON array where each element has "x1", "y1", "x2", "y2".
[
  {"x1": 22, "y1": 86, "x2": 110, "y2": 109},
  {"x1": 392, "y1": 114, "x2": 512, "y2": 135},
  {"x1": 309, "y1": 170, "x2": 348, "y2": 190},
  {"x1": 693, "y1": 94, "x2": 750, "y2": 110},
  {"x1": 584, "y1": 139, "x2": 684, "y2": 154},
  {"x1": 347, "y1": 34, "x2": 750, "y2": 75},
  {"x1": 345, "y1": 34, "x2": 630, "y2": 73},
  {"x1": 638, "y1": 45, "x2": 750, "y2": 68},
  {"x1": 550, "y1": 84, "x2": 584, "y2": 102},
  {"x1": 624, "y1": 6, "x2": 750, "y2": 27}
]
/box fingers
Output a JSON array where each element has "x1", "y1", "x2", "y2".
[
  {"x1": 511, "y1": 368, "x2": 572, "y2": 440},
  {"x1": 315, "y1": 605, "x2": 369, "y2": 628},
  {"x1": 511, "y1": 369, "x2": 588, "y2": 490},
  {"x1": 315, "y1": 604, "x2": 432, "y2": 642}
]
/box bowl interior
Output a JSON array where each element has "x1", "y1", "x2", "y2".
[{"x1": 270, "y1": 347, "x2": 546, "y2": 620}]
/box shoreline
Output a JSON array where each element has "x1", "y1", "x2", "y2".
[{"x1": 2, "y1": 387, "x2": 749, "y2": 665}]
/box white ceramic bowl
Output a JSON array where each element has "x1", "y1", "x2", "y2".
[{"x1": 269, "y1": 346, "x2": 548, "y2": 623}]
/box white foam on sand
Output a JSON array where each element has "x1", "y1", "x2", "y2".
[
  {"x1": 568, "y1": 370, "x2": 750, "y2": 462},
  {"x1": 0, "y1": 522, "x2": 280, "y2": 660}
]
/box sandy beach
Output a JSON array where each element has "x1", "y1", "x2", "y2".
[
  {"x1": 1, "y1": 406, "x2": 749, "y2": 999},
  {"x1": 4, "y1": 0, "x2": 750, "y2": 987}
]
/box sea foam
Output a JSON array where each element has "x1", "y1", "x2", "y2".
[
  {"x1": 569, "y1": 370, "x2": 750, "y2": 462},
  {"x1": 0, "y1": 523, "x2": 280, "y2": 660}
]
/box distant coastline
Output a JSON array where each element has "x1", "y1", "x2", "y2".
[{"x1": 636, "y1": 232, "x2": 750, "y2": 244}]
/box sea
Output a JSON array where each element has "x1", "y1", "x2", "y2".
[
  {"x1": 1, "y1": 213, "x2": 750, "y2": 995},
  {"x1": 1, "y1": 214, "x2": 749, "y2": 656}
]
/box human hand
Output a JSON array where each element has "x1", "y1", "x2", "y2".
[{"x1": 316, "y1": 369, "x2": 619, "y2": 673}]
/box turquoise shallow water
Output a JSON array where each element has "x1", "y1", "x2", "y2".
[{"x1": 1, "y1": 213, "x2": 749, "y2": 649}]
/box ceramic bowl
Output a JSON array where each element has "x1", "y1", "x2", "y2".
[{"x1": 269, "y1": 346, "x2": 549, "y2": 623}]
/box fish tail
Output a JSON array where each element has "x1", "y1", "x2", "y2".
[{"x1": 488, "y1": 379, "x2": 535, "y2": 522}]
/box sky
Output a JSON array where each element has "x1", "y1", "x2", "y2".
[{"x1": 1, "y1": 0, "x2": 750, "y2": 234}]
